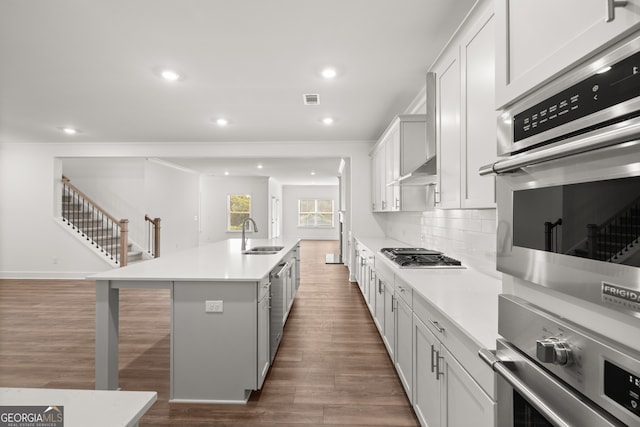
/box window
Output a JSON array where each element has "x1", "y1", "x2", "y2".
[
  {"x1": 298, "y1": 199, "x2": 334, "y2": 227},
  {"x1": 227, "y1": 194, "x2": 252, "y2": 232}
]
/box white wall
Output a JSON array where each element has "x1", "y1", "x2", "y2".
[
  {"x1": 144, "y1": 160, "x2": 200, "y2": 255},
  {"x1": 0, "y1": 140, "x2": 381, "y2": 278},
  {"x1": 199, "y1": 176, "x2": 270, "y2": 245},
  {"x1": 282, "y1": 185, "x2": 339, "y2": 240},
  {"x1": 62, "y1": 157, "x2": 200, "y2": 257},
  {"x1": 0, "y1": 144, "x2": 111, "y2": 277}
]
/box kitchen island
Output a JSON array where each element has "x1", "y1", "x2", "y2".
[{"x1": 90, "y1": 237, "x2": 300, "y2": 404}]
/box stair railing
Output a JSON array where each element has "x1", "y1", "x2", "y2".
[
  {"x1": 587, "y1": 195, "x2": 640, "y2": 262},
  {"x1": 145, "y1": 215, "x2": 161, "y2": 258},
  {"x1": 61, "y1": 176, "x2": 129, "y2": 267}
]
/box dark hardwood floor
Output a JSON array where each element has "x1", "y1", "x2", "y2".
[{"x1": 0, "y1": 240, "x2": 419, "y2": 426}]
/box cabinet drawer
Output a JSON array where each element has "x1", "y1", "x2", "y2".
[
  {"x1": 395, "y1": 276, "x2": 412, "y2": 308},
  {"x1": 413, "y1": 292, "x2": 495, "y2": 399},
  {"x1": 374, "y1": 257, "x2": 395, "y2": 286},
  {"x1": 258, "y1": 276, "x2": 270, "y2": 300}
]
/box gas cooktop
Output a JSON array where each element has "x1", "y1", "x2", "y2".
[{"x1": 380, "y1": 247, "x2": 464, "y2": 269}]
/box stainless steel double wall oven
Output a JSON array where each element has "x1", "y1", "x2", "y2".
[{"x1": 480, "y1": 31, "x2": 640, "y2": 426}]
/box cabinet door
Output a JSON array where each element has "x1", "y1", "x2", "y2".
[
  {"x1": 386, "y1": 127, "x2": 401, "y2": 211},
  {"x1": 442, "y1": 347, "x2": 496, "y2": 427},
  {"x1": 413, "y1": 314, "x2": 442, "y2": 427},
  {"x1": 373, "y1": 276, "x2": 385, "y2": 334},
  {"x1": 400, "y1": 120, "x2": 429, "y2": 176},
  {"x1": 395, "y1": 295, "x2": 413, "y2": 403},
  {"x1": 460, "y1": 7, "x2": 496, "y2": 209},
  {"x1": 362, "y1": 260, "x2": 370, "y2": 303},
  {"x1": 368, "y1": 268, "x2": 377, "y2": 314},
  {"x1": 286, "y1": 266, "x2": 294, "y2": 313},
  {"x1": 357, "y1": 250, "x2": 367, "y2": 293},
  {"x1": 371, "y1": 147, "x2": 384, "y2": 211},
  {"x1": 383, "y1": 282, "x2": 396, "y2": 359},
  {"x1": 496, "y1": 0, "x2": 640, "y2": 108},
  {"x1": 354, "y1": 248, "x2": 362, "y2": 284},
  {"x1": 436, "y1": 47, "x2": 462, "y2": 209},
  {"x1": 257, "y1": 293, "x2": 270, "y2": 389}
]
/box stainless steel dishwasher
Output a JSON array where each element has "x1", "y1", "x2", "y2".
[{"x1": 269, "y1": 261, "x2": 291, "y2": 362}]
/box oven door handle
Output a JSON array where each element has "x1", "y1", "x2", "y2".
[
  {"x1": 479, "y1": 119, "x2": 640, "y2": 176},
  {"x1": 479, "y1": 348, "x2": 575, "y2": 427}
]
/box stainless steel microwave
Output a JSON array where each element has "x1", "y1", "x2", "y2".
[{"x1": 482, "y1": 32, "x2": 640, "y2": 319}]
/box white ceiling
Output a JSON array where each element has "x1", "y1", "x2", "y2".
[{"x1": 0, "y1": 0, "x2": 477, "y2": 183}]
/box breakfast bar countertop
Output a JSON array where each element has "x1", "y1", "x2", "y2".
[{"x1": 88, "y1": 237, "x2": 300, "y2": 282}]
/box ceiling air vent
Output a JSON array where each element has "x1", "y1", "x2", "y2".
[{"x1": 303, "y1": 93, "x2": 320, "y2": 105}]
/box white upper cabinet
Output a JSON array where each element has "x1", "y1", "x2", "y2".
[
  {"x1": 435, "y1": 49, "x2": 462, "y2": 209},
  {"x1": 434, "y1": 0, "x2": 496, "y2": 209},
  {"x1": 496, "y1": 0, "x2": 640, "y2": 108},
  {"x1": 385, "y1": 128, "x2": 400, "y2": 211},
  {"x1": 461, "y1": 5, "x2": 496, "y2": 208},
  {"x1": 370, "y1": 115, "x2": 428, "y2": 212},
  {"x1": 371, "y1": 144, "x2": 384, "y2": 212}
]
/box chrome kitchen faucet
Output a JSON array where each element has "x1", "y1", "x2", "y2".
[{"x1": 241, "y1": 217, "x2": 258, "y2": 251}]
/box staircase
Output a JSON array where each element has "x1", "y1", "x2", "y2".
[
  {"x1": 566, "y1": 198, "x2": 640, "y2": 264},
  {"x1": 61, "y1": 177, "x2": 143, "y2": 266}
]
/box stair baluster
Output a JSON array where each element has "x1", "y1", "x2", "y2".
[{"x1": 61, "y1": 176, "x2": 129, "y2": 267}]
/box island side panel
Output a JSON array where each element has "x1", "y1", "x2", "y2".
[{"x1": 171, "y1": 280, "x2": 258, "y2": 403}]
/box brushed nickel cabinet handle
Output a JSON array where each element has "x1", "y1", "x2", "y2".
[
  {"x1": 606, "y1": 0, "x2": 628, "y2": 22},
  {"x1": 429, "y1": 319, "x2": 445, "y2": 333},
  {"x1": 435, "y1": 350, "x2": 444, "y2": 380},
  {"x1": 430, "y1": 344, "x2": 437, "y2": 373}
]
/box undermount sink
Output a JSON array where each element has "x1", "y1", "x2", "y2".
[{"x1": 242, "y1": 245, "x2": 284, "y2": 255}]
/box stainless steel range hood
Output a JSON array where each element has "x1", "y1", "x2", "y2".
[{"x1": 397, "y1": 72, "x2": 437, "y2": 186}]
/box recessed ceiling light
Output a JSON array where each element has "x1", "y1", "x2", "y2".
[
  {"x1": 311, "y1": 171, "x2": 316, "y2": 176},
  {"x1": 62, "y1": 127, "x2": 78, "y2": 135},
  {"x1": 323, "y1": 117, "x2": 334, "y2": 125},
  {"x1": 161, "y1": 69, "x2": 181, "y2": 81},
  {"x1": 216, "y1": 118, "x2": 228, "y2": 127},
  {"x1": 321, "y1": 68, "x2": 337, "y2": 79},
  {"x1": 224, "y1": 171, "x2": 229, "y2": 176},
  {"x1": 257, "y1": 164, "x2": 264, "y2": 169}
]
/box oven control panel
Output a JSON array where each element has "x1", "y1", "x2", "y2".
[
  {"x1": 499, "y1": 295, "x2": 640, "y2": 425},
  {"x1": 604, "y1": 360, "x2": 640, "y2": 419},
  {"x1": 513, "y1": 48, "x2": 640, "y2": 144}
]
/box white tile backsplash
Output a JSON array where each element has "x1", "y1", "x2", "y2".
[{"x1": 381, "y1": 209, "x2": 498, "y2": 278}]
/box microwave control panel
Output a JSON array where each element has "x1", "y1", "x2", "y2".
[{"x1": 513, "y1": 49, "x2": 640, "y2": 143}]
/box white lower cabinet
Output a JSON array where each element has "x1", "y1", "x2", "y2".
[
  {"x1": 352, "y1": 246, "x2": 495, "y2": 427},
  {"x1": 367, "y1": 267, "x2": 377, "y2": 314},
  {"x1": 413, "y1": 314, "x2": 442, "y2": 427},
  {"x1": 257, "y1": 289, "x2": 270, "y2": 389},
  {"x1": 383, "y1": 280, "x2": 396, "y2": 360},
  {"x1": 442, "y1": 346, "x2": 495, "y2": 427},
  {"x1": 394, "y1": 289, "x2": 413, "y2": 403},
  {"x1": 373, "y1": 273, "x2": 385, "y2": 333},
  {"x1": 412, "y1": 313, "x2": 495, "y2": 427}
]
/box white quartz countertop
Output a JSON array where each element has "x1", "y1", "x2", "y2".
[
  {"x1": 0, "y1": 387, "x2": 156, "y2": 427},
  {"x1": 355, "y1": 236, "x2": 501, "y2": 350},
  {"x1": 89, "y1": 238, "x2": 300, "y2": 282}
]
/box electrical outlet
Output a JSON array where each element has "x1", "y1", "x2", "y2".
[{"x1": 205, "y1": 300, "x2": 223, "y2": 313}]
